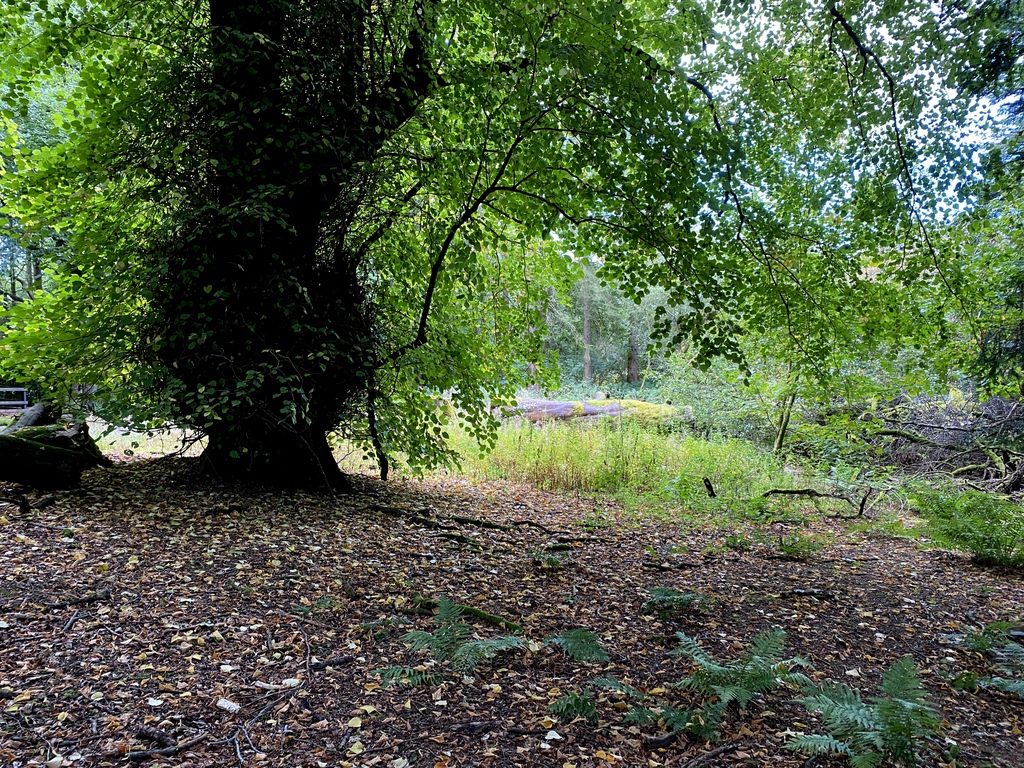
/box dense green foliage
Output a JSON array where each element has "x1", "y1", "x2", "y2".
[
  {"x1": 909, "y1": 486, "x2": 1024, "y2": 567},
  {"x1": 0, "y1": 0, "x2": 993, "y2": 485}
]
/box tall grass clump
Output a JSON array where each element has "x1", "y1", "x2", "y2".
[{"x1": 452, "y1": 419, "x2": 796, "y2": 508}]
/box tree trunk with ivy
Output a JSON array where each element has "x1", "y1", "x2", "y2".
[{"x1": 144, "y1": 0, "x2": 432, "y2": 488}]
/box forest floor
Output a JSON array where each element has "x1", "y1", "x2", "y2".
[{"x1": 0, "y1": 458, "x2": 1022, "y2": 768}]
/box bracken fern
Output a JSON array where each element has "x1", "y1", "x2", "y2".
[
  {"x1": 546, "y1": 628, "x2": 610, "y2": 662},
  {"x1": 788, "y1": 655, "x2": 940, "y2": 767},
  {"x1": 376, "y1": 598, "x2": 524, "y2": 685}
]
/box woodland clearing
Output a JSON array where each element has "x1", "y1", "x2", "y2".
[{"x1": 1, "y1": 458, "x2": 1022, "y2": 768}]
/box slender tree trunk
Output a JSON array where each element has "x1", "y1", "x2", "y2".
[
  {"x1": 774, "y1": 391, "x2": 797, "y2": 453},
  {"x1": 627, "y1": 326, "x2": 640, "y2": 384},
  {"x1": 582, "y1": 280, "x2": 593, "y2": 383}
]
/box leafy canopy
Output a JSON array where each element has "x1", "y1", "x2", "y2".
[{"x1": 0, "y1": 0, "x2": 991, "y2": 475}]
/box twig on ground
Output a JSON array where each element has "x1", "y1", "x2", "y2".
[
  {"x1": 679, "y1": 742, "x2": 741, "y2": 767},
  {"x1": 62, "y1": 610, "x2": 81, "y2": 632},
  {"x1": 127, "y1": 734, "x2": 206, "y2": 761}
]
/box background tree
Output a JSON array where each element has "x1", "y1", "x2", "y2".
[{"x1": 0, "y1": 0, "x2": 990, "y2": 488}]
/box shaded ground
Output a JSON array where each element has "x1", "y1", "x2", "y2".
[{"x1": 0, "y1": 459, "x2": 1022, "y2": 767}]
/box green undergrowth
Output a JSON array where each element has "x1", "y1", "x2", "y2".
[
  {"x1": 450, "y1": 419, "x2": 804, "y2": 517},
  {"x1": 908, "y1": 485, "x2": 1024, "y2": 567}
]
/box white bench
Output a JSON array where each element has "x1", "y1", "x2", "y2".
[{"x1": 0, "y1": 388, "x2": 29, "y2": 410}]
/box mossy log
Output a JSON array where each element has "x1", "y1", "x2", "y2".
[{"x1": 501, "y1": 398, "x2": 681, "y2": 424}]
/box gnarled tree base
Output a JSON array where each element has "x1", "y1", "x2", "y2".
[{"x1": 202, "y1": 426, "x2": 351, "y2": 492}]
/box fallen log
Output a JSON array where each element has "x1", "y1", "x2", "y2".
[
  {"x1": 0, "y1": 422, "x2": 109, "y2": 489},
  {"x1": 0, "y1": 402, "x2": 54, "y2": 435},
  {"x1": 500, "y1": 398, "x2": 681, "y2": 423}
]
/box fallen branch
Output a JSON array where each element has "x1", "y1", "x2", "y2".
[
  {"x1": 47, "y1": 588, "x2": 110, "y2": 610},
  {"x1": 447, "y1": 514, "x2": 510, "y2": 531},
  {"x1": 679, "y1": 742, "x2": 741, "y2": 766},
  {"x1": 762, "y1": 488, "x2": 849, "y2": 503},
  {"x1": 127, "y1": 734, "x2": 207, "y2": 761},
  {"x1": 136, "y1": 726, "x2": 176, "y2": 748},
  {"x1": 644, "y1": 730, "x2": 680, "y2": 749},
  {"x1": 62, "y1": 610, "x2": 81, "y2": 632}
]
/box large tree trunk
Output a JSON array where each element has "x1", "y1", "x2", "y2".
[
  {"x1": 138, "y1": 1, "x2": 432, "y2": 491},
  {"x1": 202, "y1": 422, "x2": 350, "y2": 491}
]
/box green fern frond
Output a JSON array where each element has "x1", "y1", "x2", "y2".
[
  {"x1": 661, "y1": 706, "x2": 694, "y2": 733},
  {"x1": 623, "y1": 706, "x2": 660, "y2": 726},
  {"x1": 591, "y1": 676, "x2": 647, "y2": 700},
  {"x1": 430, "y1": 620, "x2": 474, "y2": 661},
  {"x1": 983, "y1": 676, "x2": 1024, "y2": 695},
  {"x1": 403, "y1": 630, "x2": 442, "y2": 654},
  {"x1": 642, "y1": 587, "x2": 702, "y2": 617},
  {"x1": 546, "y1": 628, "x2": 610, "y2": 662},
  {"x1": 687, "y1": 703, "x2": 727, "y2": 741},
  {"x1": 435, "y1": 596, "x2": 466, "y2": 625},
  {"x1": 548, "y1": 691, "x2": 598, "y2": 724},
  {"x1": 375, "y1": 665, "x2": 443, "y2": 687},
  {"x1": 670, "y1": 631, "x2": 718, "y2": 668},
  {"x1": 794, "y1": 658, "x2": 939, "y2": 767},
  {"x1": 849, "y1": 752, "x2": 885, "y2": 768},
  {"x1": 745, "y1": 628, "x2": 787, "y2": 663},
  {"x1": 879, "y1": 656, "x2": 929, "y2": 702},
  {"x1": 801, "y1": 684, "x2": 882, "y2": 735},
  {"x1": 449, "y1": 635, "x2": 524, "y2": 672},
  {"x1": 993, "y1": 641, "x2": 1024, "y2": 675},
  {"x1": 785, "y1": 734, "x2": 853, "y2": 756}
]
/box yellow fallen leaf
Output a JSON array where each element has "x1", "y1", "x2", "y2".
[{"x1": 347, "y1": 716, "x2": 362, "y2": 728}]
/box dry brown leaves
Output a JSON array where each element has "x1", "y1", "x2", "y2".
[{"x1": 0, "y1": 459, "x2": 1021, "y2": 768}]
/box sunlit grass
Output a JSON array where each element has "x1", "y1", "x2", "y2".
[{"x1": 448, "y1": 418, "x2": 800, "y2": 519}]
